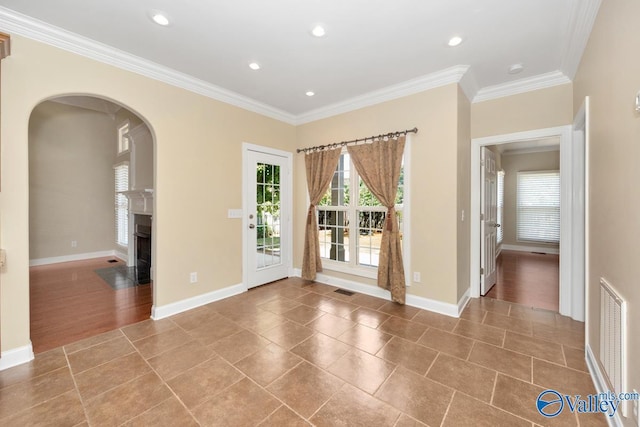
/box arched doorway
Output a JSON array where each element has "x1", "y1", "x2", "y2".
[{"x1": 28, "y1": 95, "x2": 155, "y2": 353}]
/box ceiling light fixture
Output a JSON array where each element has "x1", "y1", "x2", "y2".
[
  {"x1": 508, "y1": 63, "x2": 524, "y2": 74},
  {"x1": 447, "y1": 36, "x2": 463, "y2": 47},
  {"x1": 306, "y1": 91, "x2": 315, "y2": 97},
  {"x1": 311, "y1": 25, "x2": 326, "y2": 38},
  {"x1": 249, "y1": 62, "x2": 261, "y2": 71},
  {"x1": 150, "y1": 11, "x2": 170, "y2": 26}
]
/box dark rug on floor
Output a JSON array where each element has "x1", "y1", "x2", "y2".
[{"x1": 95, "y1": 265, "x2": 149, "y2": 290}]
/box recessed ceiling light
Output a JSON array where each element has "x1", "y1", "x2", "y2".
[
  {"x1": 306, "y1": 91, "x2": 315, "y2": 97},
  {"x1": 150, "y1": 11, "x2": 170, "y2": 26},
  {"x1": 508, "y1": 63, "x2": 524, "y2": 74},
  {"x1": 311, "y1": 25, "x2": 326, "y2": 37},
  {"x1": 249, "y1": 62, "x2": 261, "y2": 71},
  {"x1": 447, "y1": 36, "x2": 463, "y2": 47}
]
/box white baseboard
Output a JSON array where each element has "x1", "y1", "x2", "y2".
[
  {"x1": 501, "y1": 244, "x2": 560, "y2": 255},
  {"x1": 586, "y1": 344, "x2": 621, "y2": 426},
  {"x1": 457, "y1": 287, "x2": 471, "y2": 316},
  {"x1": 0, "y1": 343, "x2": 34, "y2": 371},
  {"x1": 29, "y1": 250, "x2": 122, "y2": 267},
  {"x1": 293, "y1": 268, "x2": 462, "y2": 318},
  {"x1": 405, "y1": 293, "x2": 461, "y2": 318},
  {"x1": 114, "y1": 250, "x2": 128, "y2": 262},
  {"x1": 151, "y1": 283, "x2": 246, "y2": 320}
]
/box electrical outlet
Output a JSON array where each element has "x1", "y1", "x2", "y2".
[
  {"x1": 71, "y1": 240, "x2": 77, "y2": 248},
  {"x1": 190, "y1": 272, "x2": 198, "y2": 283},
  {"x1": 461, "y1": 210, "x2": 465, "y2": 222},
  {"x1": 413, "y1": 272, "x2": 421, "y2": 283}
]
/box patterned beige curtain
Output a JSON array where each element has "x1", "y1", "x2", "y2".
[
  {"x1": 347, "y1": 136, "x2": 406, "y2": 303},
  {"x1": 302, "y1": 149, "x2": 342, "y2": 280}
]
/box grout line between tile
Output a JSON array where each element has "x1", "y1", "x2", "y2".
[
  {"x1": 63, "y1": 345, "x2": 92, "y2": 426},
  {"x1": 121, "y1": 327, "x2": 201, "y2": 424}
]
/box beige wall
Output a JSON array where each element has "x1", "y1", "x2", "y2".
[
  {"x1": 295, "y1": 84, "x2": 464, "y2": 305},
  {"x1": 500, "y1": 150, "x2": 560, "y2": 250},
  {"x1": 129, "y1": 124, "x2": 154, "y2": 191},
  {"x1": 573, "y1": 0, "x2": 640, "y2": 412},
  {"x1": 471, "y1": 84, "x2": 573, "y2": 139},
  {"x1": 29, "y1": 101, "x2": 117, "y2": 260},
  {"x1": 0, "y1": 35, "x2": 296, "y2": 352},
  {"x1": 456, "y1": 87, "x2": 471, "y2": 300}
]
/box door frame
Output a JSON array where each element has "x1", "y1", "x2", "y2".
[
  {"x1": 470, "y1": 125, "x2": 585, "y2": 321},
  {"x1": 242, "y1": 143, "x2": 293, "y2": 290}
]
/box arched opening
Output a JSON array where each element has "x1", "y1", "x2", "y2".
[{"x1": 28, "y1": 95, "x2": 156, "y2": 353}]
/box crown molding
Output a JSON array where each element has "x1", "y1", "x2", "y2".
[
  {"x1": 0, "y1": 3, "x2": 597, "y2": 124},
  {"x1": 294, "y1": 65, "x2": 471, "y2": 125},
  {"x1": 0, "y1": 6, "x2": 297, "y2": 125},
  {"x1": 472, "y1": 70, "x2": 571, "y2": 103},
  {"x1": 458, "y1": 67, "x2": 479, "y2": 102},
  {"x1": 561, "y1": 0, "x2": 602, "y2": 79},
  {"x1": 0, "y1": 31, "x2": 9, "y2": 59}
]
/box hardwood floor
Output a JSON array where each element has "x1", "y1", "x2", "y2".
[
  {"x1": 30, "y1": 257, "x2": 152, "y2": 354},
  {"x1": 485, "y1": 250, "x2": 559, "y2": 312}
]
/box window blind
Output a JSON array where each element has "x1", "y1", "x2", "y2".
[
  {"x1": 516, "y1": 171, "x2": 560, "y2": 243},
  {"x1": 115, "y1": 163, "x2": 129, "y2": 247},
  {"x1": 497, "y1": 170, "x2": 504, "y2": 244}
]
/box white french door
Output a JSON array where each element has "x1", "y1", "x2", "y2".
[
  {"x1": 244, "y1": 146, "x2": 292, "y2": 288},
  {"x1": 480, "y1": 147, "x2": 498, "y2": 295}
]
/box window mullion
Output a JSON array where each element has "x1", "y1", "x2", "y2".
[{"x1": 349, "y1": 158, "x2": 358, "y2": 268}]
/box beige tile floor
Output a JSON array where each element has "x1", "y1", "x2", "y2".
[{"x1": 0, "y1": 278, "x2": 606, "y2": 426}]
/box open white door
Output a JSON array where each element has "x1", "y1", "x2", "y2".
[
  {"x1": 480, "y1": 147, "x2": 498, "y2": 295},
  {"x1": 244, "y1": 146, "x2": 292, "y2": 289}
]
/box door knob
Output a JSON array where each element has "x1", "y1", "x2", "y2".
[
  {"x1": 495, "y1": 223, "x2": 501, "y2": 228},
  {"x1": 249, "y1": 224, "x2": 255, "y2": 229}
]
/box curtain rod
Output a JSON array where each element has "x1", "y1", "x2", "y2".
[{"x1": 296, "y1": 127, "x2": 418, "y2": 154}]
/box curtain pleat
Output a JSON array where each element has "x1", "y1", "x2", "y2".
[
  {"x1": 347, "y1": 136, "x2": 406, "y2": 304},
  {"x1": 302, "y1": 149, "x2": 342, "y2": 280}
]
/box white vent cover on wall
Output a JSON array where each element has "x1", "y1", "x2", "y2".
[{"x1": 599, "y1": 277, "x2": 627, "y2": 416}]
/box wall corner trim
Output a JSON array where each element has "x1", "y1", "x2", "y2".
[
  {"x1": 457, "y1": 288, "x2": 471, "y2": 316},
  {"x1": 151, "y1": 283, "x2": 246, "y2": 320},
  {"x1": 0, "y1": 343, "x2": 34, "y2": 371}
]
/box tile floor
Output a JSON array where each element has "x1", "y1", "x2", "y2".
[{"x1": 1, "y1": 278, "x2": 606, "y2": 426}]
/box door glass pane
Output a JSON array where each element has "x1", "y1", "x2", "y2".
[{"x1": 256, "y1": 162, "x2": 281, "y2": 269}]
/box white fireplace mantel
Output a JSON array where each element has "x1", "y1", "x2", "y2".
[{"x1": 124, "y1": 189, "x2": 153, "y2": 215}]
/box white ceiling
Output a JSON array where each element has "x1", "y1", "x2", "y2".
[{"x1": 0, "y1": 1, "x2": 600, "y2": 124}]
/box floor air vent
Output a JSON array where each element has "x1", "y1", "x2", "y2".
[{"x1": 334, "y1": 289, "x2": 355, "y2": 296}]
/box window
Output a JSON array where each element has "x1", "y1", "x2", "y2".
[
  {"x1": 516, "y1": 171, "x2": 560, "y2": 243},
  {"x1": 114, "y1": 162, "x2": 129, "y2": 247},
  {"x1": 117, "y1": 121, "x2": 130, "y2": 154},
  {"x1": 497, "y1": 170, "x2": 504, "y2": 244},
  {"x1": 317, "y1": 152, "x2": 406, "y2": 273}
]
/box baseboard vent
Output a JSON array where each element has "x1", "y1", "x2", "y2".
[
  {"x1": 599, "y1": 277, "x2": 627, "y2": 416},
  {"x1": 334, "y1": 288, "x2": 355, "y2": 296}
]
